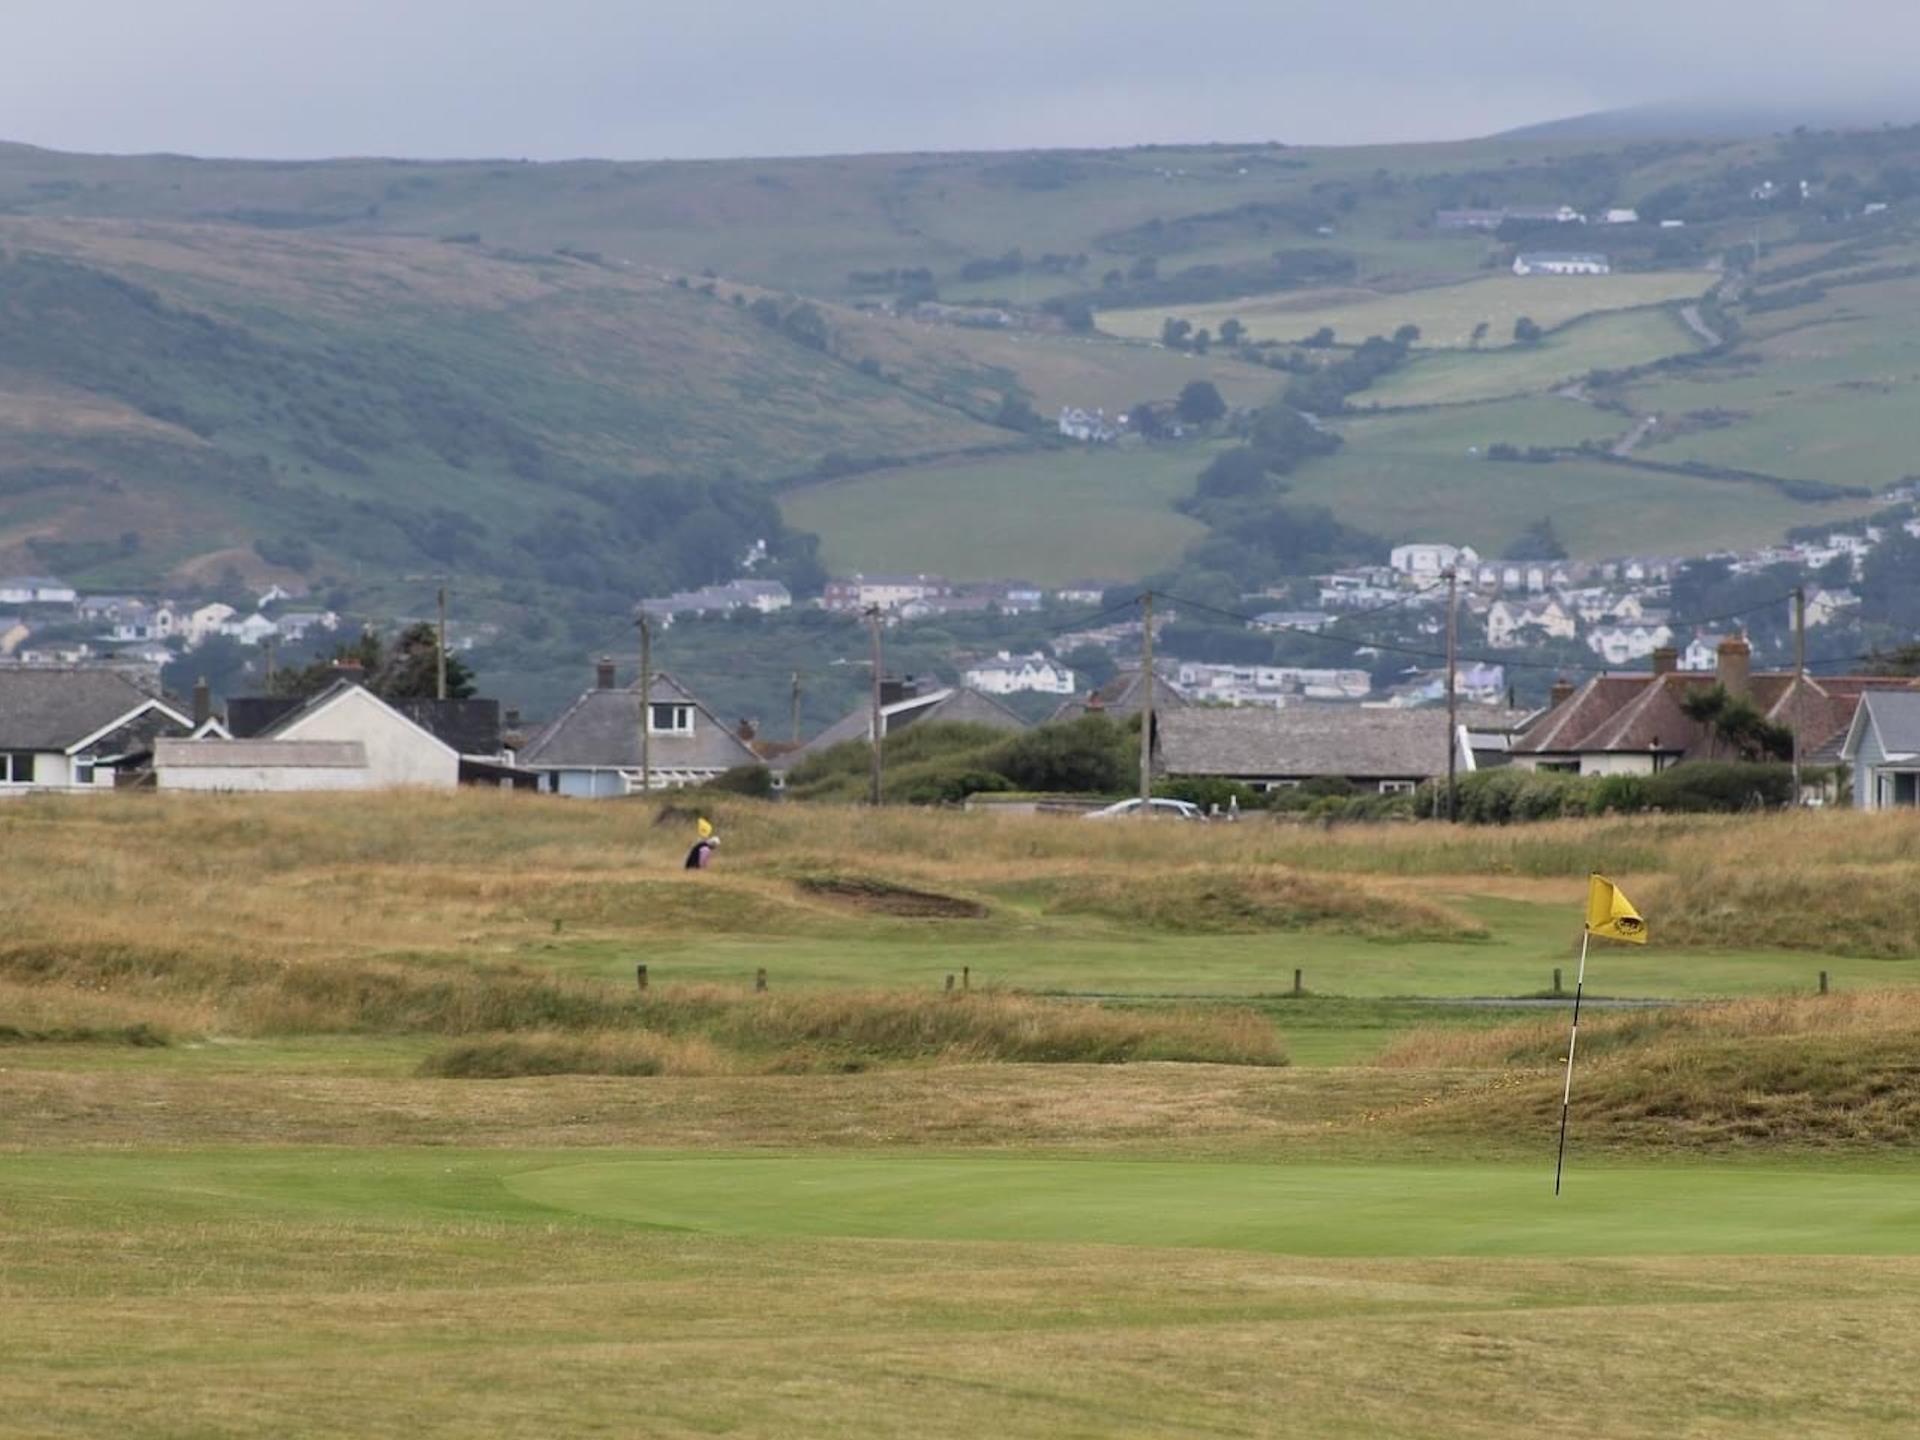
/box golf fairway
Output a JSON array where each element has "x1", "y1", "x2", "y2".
[{"x1": 506, "y1": 1154, "x2": 1920, "y2": 1257}]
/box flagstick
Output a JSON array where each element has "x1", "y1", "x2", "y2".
[{"x1": 1553, "y1": 928, "x2": 1590, "y2": 1196}]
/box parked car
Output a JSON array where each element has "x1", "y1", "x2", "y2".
[{"x1": 1083, "y1": 797, "x2": 1206, "y2": 821}]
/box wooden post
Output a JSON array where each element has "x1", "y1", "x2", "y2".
[
  {"x1": 1292, "y1": 968, "x2": 1304, "y2": 997},
  {"x1": 638, "y1": 615, "x2": 653, "y2": 794},
  {"x1": 635, "y1": 963, "x2": 649, "y2": 991},
  {"x1": 553, "y1": 918, "x2": 563, "y2": 934},
  {"x1": 1820, "y1": 970, "x2": 1829, "y2": 995},
  {"x1": 944, "y1": 974, "x2": 955, "y2": 993},
  {"x1": 1137, "y1": 591, "x2": 1154, "y2": 813},
  {"x1": 1553, "y1": 967, "x2": 1563, "y2": 996},
  {"x1": 755, "y1": 967, "x2": 768, "y2": 993},
  {"x1": 1444, "y1": 566, "x2": 1459, "y2": 823},
  {"x1": 962, "y1": 966, "x2": 970, "y2": 991}
]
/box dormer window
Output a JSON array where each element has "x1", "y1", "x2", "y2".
[{"x1": 649, "y1": 703, "x2": 693, "y2": 735}]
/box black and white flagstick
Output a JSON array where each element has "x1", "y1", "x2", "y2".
[{"x1": 1553, "y1": 927, "x2": 1590, "y2": 1196}]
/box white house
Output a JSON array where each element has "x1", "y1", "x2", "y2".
[
  {"x1": 822, "y1": 574, "x2": 950, "y2": 613},
  {"x1": 515, "y1": 662, "x2": 759, "y2": 796},
  {"x1": 113, "y1": 602, "x2": 182, "y2": 643},
  {"x1": 186, "y1": 602, "x2": 236, "y2": 645},
  {"x1": 962, "y1": 651, "x2": 1076, "y2": 696},
  {"x1": 1681, "y1": 633, "x2": 1726, "y2": 672},
  {"x1": 1601, "y1": 208, "x2": 1641, "y2": 225},
  {"x1": 157, "y1": 680, "x2": 460, "y2": 791},
  {"x1": 0, "y1": 576, "x2": 77, "y2": 606},
  {"x1": 1388, "y1": 542, "x2": 1478, "y2": 579},
  {"x1": 1486, "y1": 597, "x2": 1575, "y2": 650},
  {"x1": 0, "y1": 667, "x2": 192, "y2": 795},
  {"x1": 1057, "y1": 407, "x2": 1120, "y2": 443},
  {"x1": 1587, "y1": 621, "x2": 1674, "y2": 666},
  {"x1": 1840, "y1": 691, "x2": 1920, "y2": 811},
  {"x1": 273, "y1": 610, "x2": 340, "y2": 642},
  {"x1": 1512, "y1": 252, "x2": 1611, "y2": 276},
  {"x1": 223, "y1": 613, "x2": 281, "y2": 647},
  {"x1": 1804, "y1": 588, "x2": 1860, "y2": 628}
]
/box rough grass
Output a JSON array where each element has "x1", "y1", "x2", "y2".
[
  {"x1": 421, "y1": 987, "x2": 1286, "y2": 1075},
  {"x1": 1380, "y1": 990, "x2": 1920, "y2": 1149},
  {"x1": 1034, "y1": 866, "x2": 1485, "y2": 938}
]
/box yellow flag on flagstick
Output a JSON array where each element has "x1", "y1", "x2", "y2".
[
  {"x1": 697, "y1": 817, "x2": 714, "y2": 841},
  {"x1": 1585, "y1": 873, "x2": 1647, "y2": 945}
]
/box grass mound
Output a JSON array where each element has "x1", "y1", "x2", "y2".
[
  {"x1": 1381, "y1": 991, "x2": 1920, "y2": 1149},
  {"x1": 1645, "y1": 859, "x2": 1920, "y2": 958},
  {"x1": 421, "y1": 988, "x2": 1287, "y2": 1076},
  {"x1": 793, "y1": 872, "x2": 988, "y2": 918},
  {"x1": 1036, "y1": 867, "x2": 1484, "y2": 938}
]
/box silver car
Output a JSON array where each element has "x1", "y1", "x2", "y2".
[{"x1": 1083, "y1": 798, "x2": 1207, "y2": 821}]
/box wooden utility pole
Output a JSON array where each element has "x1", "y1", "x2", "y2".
[
  {"x1": 790, "y1": 670, "x2": 803, "y2": 746},
  {"x1": 866, "y1": 606, "x2": 884, "y2": 806},
  {"x1": 435, "y1": 585, "x2": 449, "y2": 701},
  {"x1": 637, "y1": 614, "x2": 653, "y2": 793},
  {"x1": 1444, "y1": 567, "x2": 1459, "y2": 824},
  {"x1": 1137, "y1": 590, "x2": 1154, "y2": 814},
  {"x1": 1791, "y1": 584, "x2": 1806, "y2": 804},
  {"x1": 263, "y1": 636, "x2": 276, "y2": 688}
]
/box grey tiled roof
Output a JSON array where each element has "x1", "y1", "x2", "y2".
[
  {"x1": 0, "y1": 667, "x2": 182, "y2": 751},
  {"x1": 518, "y1": 673, "x2": 759, "y2": 772},
  {"x1": 779, "y1": 686, "x2": 1029, "y2": 770},
  {"x1": 1855, "y1": 691, "x2": 1920, "y2": 756},
  {"x1": 1159, "y1": 705, "x2": 1458, "y2": 781},
  {"x1": 1049, "y1": 669, "x2": 1189, "y2": 722}
]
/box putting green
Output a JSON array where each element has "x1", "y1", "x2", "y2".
[{"x1": 507, "y1": 1155, "x2": 1920, "y2": 1258}]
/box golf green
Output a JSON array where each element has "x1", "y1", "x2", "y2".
[{"x1": 507, "y1": 1155, "x2": 1920, "y2": 1257}]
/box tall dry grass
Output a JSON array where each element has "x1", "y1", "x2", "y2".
[{"x1": 419, "y1": 988, "x2": 1286, "y2": 1077}]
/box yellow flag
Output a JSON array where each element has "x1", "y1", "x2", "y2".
[
  {"x1": 1585, "y1": 873, "x2": 1647, "y2": 945},
  {"x1": 697, "y1": 817, "x2": 714, "y2": 840}
]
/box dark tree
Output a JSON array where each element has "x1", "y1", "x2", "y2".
[
  {"x1": 1514, "y1": 316, "x2": 1544, "y2": 345},
  {"x1": 1503, "y1": 517, "x2": 1568, "y2": 561},
  {"x1": 1218, "y1": 317, "x2": 1246, "y2": 346},
  {"x1": 1302, "y1": 326, "x2": 1336, "y2": 348},
  {"x1": 1161, "y1": 317, "x2": 1192, "y2": 350},
  {"x1": 1177, "y1": 380, "x2": 1227, "y2": 425},
  {"x1": 1392, "y1": 323, "x2": 1421, "y2": 346}
]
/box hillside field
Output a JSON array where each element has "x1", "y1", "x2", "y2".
[
  {"x1": 780, "y1": 444, "x2": 1212, "y2": 583},
  {"x1": 1097, "y1": 271, "x2": 1715, "y2": 347}
]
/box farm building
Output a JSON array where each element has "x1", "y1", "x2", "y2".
[{"x1": 1511, "y1": 252, "x2": 1611, "y2": 276}]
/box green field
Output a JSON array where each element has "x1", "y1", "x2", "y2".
[
  {"x1": 1367, "y1": 306, "x2": 1703, "y2": 407},
  {"x1": 780, "y1": 444, "x2": 1211, "y2": 582},
  {"x1": 1098, "y1": 272, "x2": 1715, "y2": 348},
  {"x1": 1287, "y1": 402, "x2": 1877, "y2": 557}
]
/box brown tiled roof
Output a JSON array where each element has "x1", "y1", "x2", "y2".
[{"x1": 1513, "y1": 669, "x2": 1920, "y2": 761}]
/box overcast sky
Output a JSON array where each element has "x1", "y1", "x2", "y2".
[{"x1": 4, "y1": 1, "x2": 1915, "y2": 161}]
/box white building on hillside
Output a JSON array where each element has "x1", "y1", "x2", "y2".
[
  {"x1": 1388, "y1": 542, "x2": 1478, "y2": 579},
  {"x1": 1512, "y1": 252, "x2": 1611, "y2": 276},
  {"x1": 962, "y1": 651, "x2": 1076, "y2": 696}
]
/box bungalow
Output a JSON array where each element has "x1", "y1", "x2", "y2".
[
  {"x1": 822, "y1": 574, "x2": 951, "y2": 614},
  {"x1": 158, "y1": 680, "x2": 461, "y2": 791},
  {"x1": 1840, "y1": 691, "x2": 1920, "y2": 810},
  {"x1": 1388, "y1": 542, "x2": 1477, "y2": 578},
  {"x1": 1157, "y1": 705, "x2": 1476, "y2": 794},
  {"x1": 0, "y1": 666, "x2": 192, "y2": 794},
  {"x1": 516, "y1": 659, "x2": 758, "y2": 795},
  {"x1": 1511, "y1": 639, "x2": 1912, "y2": 777},
  {"x1": 1512, "y1": 252, "x2": 1611, "y2": 276}
]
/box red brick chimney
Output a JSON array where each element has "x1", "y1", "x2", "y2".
[
  {"x1": 1549, "y1": 677, "x2": 1575, "y2": 707},
  {"x1": 595, "y1": 656, "x2": 616, "y2": 690},
  {"x1": 1716, "y1": 634, "x2": 1752, "y2": 698},
  {"x1": 1651, "y1": 646, "x2": 1678, "y2": 677}
]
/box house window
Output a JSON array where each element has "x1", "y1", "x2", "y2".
[
  {"x1": 1378, "y1": 780, "x2": 1416, "y2": 795},
  {"x1": 74, "y1": 759, "x2": 96, "y2": 786},
  {"x1": 648, "y1": 703, "x2": 693, "y2": 735},
  {"x1": 1, "y1": 752, "x2": 37, "y2": 784}
]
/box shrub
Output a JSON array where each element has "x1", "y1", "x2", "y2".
[{"x1": 705, "y1": 764, "x2": 774, "y2": 798}]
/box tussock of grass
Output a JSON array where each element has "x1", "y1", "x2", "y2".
[
  {"x1": 1645, "y1": 858, "x2": 1920, "y2": 958},
  {"x1": 1036, "y1": 867, "x2": 1484, "y2": 938},
  {"x1": 1381, "y1": 990, "x2": 1920, "y2": 1149},
  {"x1": 420, "y1": 988, "x2": 1287, "y2": 1076}
]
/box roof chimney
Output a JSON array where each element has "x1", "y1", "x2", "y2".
[
  {"x1": 595, "y1": 656, "x2": 616, "y2": 690},
  {"x1": 192, "y1": 676, "x2": 211, "y2": 728},
  {"x1": 1716, "y1": 634, "x2": 1752, "y2": 698},
  {"x1": 879, "y1": 675, "x2": 913, "y2": 707},
  {"x1": 1650, "y1": 646, "x2": 1678, "y2": 678},
  {"x1": 1549, "y1": 677, "x2": 1575, "y2": 708}
]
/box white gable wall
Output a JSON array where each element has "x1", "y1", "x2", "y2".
[{"x1": 276, "y1": 688, "x2": 458, "y2": 788}]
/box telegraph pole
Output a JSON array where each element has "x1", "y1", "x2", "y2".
[
  {"x1": 866, "y1": 606, "x2": 885, "y2": 806},
  {"x1": 790, "y1": 670, "x2": 803, "y2": 747},
  {"x1": 1444, "y1": 567, "x2": 1459, "y2": 824},
  {"x1": 435, "y1": 585, "x2": 449, "y2": 701},
  {"x1": 1137, "y1": 590, "x2": 1154, "y2": 813},
  {"x1": 1791, "y1": 584, "x2": 1806, "y2": 804},
  {"x1": 636, "y1": 614, "x2": 653, "y2": 793}
]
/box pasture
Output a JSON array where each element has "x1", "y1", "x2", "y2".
[
  {"x1": 779, "y1": 443, "x2": 1211, "y2": 582},
  {"x1": 7, "y1": 794, "x2": 1920, "y2": 1436},
  {"x1": 1096, "y1": 271, "x2": 1714, "y2": 347}
]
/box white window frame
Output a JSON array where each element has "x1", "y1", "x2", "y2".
[
  {"x1": 1, "y1": 752, "x2": 38, "y2": 785},
  {"x1": 648, "y1": 703, "x2": 694, "y2": 735},
  {"x1": 1378, "y1": 780, "x2": 1417, "y2": 795}
]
